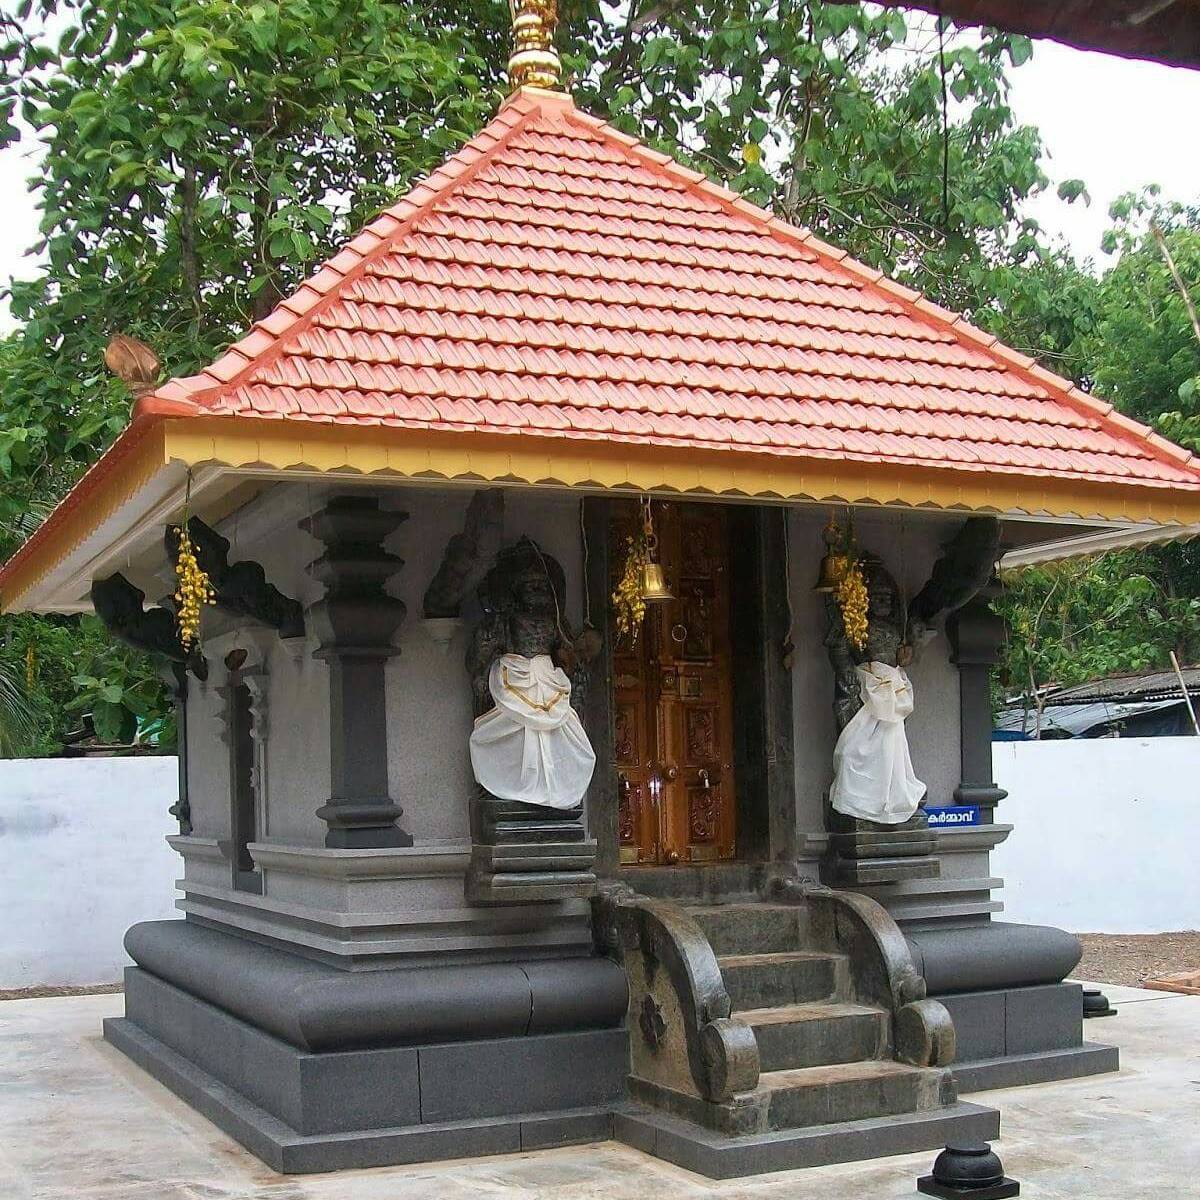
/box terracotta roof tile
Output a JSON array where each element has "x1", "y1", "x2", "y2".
[{"x1": 125, "y1": 87, "x2": 1200, "y2": 491}]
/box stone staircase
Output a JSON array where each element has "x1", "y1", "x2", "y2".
[
  {"x1": 690, "y1": 902, "x2": 953, "y2": 1131},
  {"x1": 606, "y1": 879, "x2": 1000, "y2": 1177}
]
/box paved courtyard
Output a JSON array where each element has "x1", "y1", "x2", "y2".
[{"x1": 1, "y1": 984, "x2": 1196, "y2": 1200}]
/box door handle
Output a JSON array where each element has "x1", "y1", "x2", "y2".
[{"x1": 663, "y1": 765, "x2": 679, "y2": 781}]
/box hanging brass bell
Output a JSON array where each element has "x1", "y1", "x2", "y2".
[
  {"x1": 639, "y1": 559, "x2": 674, "y2": 602},
  {"x1": 814, "y1": 515, "x2": 849, "y2": 592},
  {"x1": 813, "y1": 549, "x2": 850, "y2": 593}
]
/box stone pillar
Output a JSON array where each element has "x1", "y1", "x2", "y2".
[
  {"x1": 165, "y1": 663, "x2": 192, "y2": 835},
  {"x1": 301, "y1": 495, "x2": 413, "y2": 849},
  {"x1": 582, "y1": 496, "x2": 619, "y2": 878},
  {"x1": 946, "y1": 580, "x2": 1008, "y2": 821}
]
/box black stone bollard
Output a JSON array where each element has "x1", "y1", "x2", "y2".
[
  {"x1": 1082, "y1": 987, "x2": 1117, "y2": 1018},
  {"x1": 917, "y1": 1143, "x2": 1019, "y2": 1198}
]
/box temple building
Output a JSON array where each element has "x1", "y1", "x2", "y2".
[{"x1": 4, "y1": 3, "x2": 1200, "y2": 1179}]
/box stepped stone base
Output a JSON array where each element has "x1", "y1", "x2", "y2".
[
  {"x1": 105, "y1": 919, "x2": 630, "y2": 1173},
  {"x1": 469, "y1": 800, "x2": 598, "y2": 904},
  {"x1": 953, "y1": 1042, "x2": 1120, "y2": 1092},
  {"x1": 614, "y1": 1100, "x2": 1000, "y2": 1179},
  {"x1": 106, "y1": 1009, "x2": 1001, "y2": 1179},
  {"x1": 106, "y1": 1017, "x2": 617, "y2": 1173},
  {"x1": 937, "y1": 982, "x2": 1118, "y2": 1091},
  {"x1": 830, "y1": 855, "x2": 940, "y2": 885},
  {"x1": 106, "y1": 932, "x2": 629, "y2": 1173},
  {"x1": 824, "y1": 811, "x2": 939, "y2": 886},
  {"x1": 468, "y1": 801, "x2": 600, "y2": 902},
  {"x1": 177, "y1": 839, "x2": 595, "y2": 967},
  {"x1": 902, "y1": 923, "x2": 1118, "y2": 1089},
  {"x1": 466, "y1": 840, "x2": 598, "y2": 904}
]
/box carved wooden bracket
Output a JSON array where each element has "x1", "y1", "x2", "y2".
[
  {"x1": 91, "y1": 573, "x2": 207, "y2": 680},
  {"x1": 166, "y1": 517, "x2": 304, "y2": 638}
]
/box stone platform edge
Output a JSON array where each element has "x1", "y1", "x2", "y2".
[
  {"x1": 105, "y1": 1013, "x2": 1005, "y2": 1179},
  {"x1": 105, "y1": 1017, "x2": 615, "y2": 1174},
  {"x1": 952, "y1": 1042, "x2": 1120, "y2": 1093},
  {"x1": 613, "y1": 1100, "x2": 1001, "y2": 1179}
]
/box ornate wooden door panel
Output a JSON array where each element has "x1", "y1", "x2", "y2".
[
  {"x1": 612, "y1": 504, "x2": 659, "y2": 863},
  {"x1": 611, "y1": 502, "x2": 737, "y2": 865}
]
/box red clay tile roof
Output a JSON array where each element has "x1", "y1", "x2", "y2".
[{"x1": 144, "y1": 87, "x2": 1200, "y2": 492}]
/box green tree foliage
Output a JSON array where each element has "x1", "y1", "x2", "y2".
[
  {"x1": 0, "y1": 611, "x2": 169, "y2": 754},
  {"x1": 995, "y1": 194, "x2": 1200, "y2": 706},
  {"x1": 571, "y1": 2, "x2": 1054, "y2": 317},
  {"x1": 0, "y1": 0, "x2": 498, "y2": 508},
  {"x1": 0, "y1": 0, "x2": 501, "y2": 753},
  {"x1": 0, "y1": 1, "x2": 1195, "y2": 749},
  {"x1": 1000, "y1": 552, "x2": 1200, "y2": 698},
  {"x1": 1092, "y1": 191, "x2": 1200, "y2": 450}
]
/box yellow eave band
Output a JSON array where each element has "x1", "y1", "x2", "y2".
[
  {"x1": 4, "y1": 415, "x2": 1200, "y2": 611},
  {"x1": 166, "y1": 419, "x2": 1200, "y2": 522}
]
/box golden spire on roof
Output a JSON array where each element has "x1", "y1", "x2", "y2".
[{"x1": 507, "y1": 0, "x2": 562, "y2": 92}]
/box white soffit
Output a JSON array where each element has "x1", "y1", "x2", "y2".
[{"x1": 1002, "y1": 520, "x2": 1200, "y2": 568}]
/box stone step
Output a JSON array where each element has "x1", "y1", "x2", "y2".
[
  {"x1": 686, "y1": 904, "x2": 803, "y2": 956},
  {"x1": 614, "y1": 1100, "x2": 1000, "y2": 1180},
  {"x1": 757, "y1": 1060, "x2": 953, "y2": 1131},
  {"x1": 620, "y1": 863, "x2": 766, "y2": 904},
  {"x1": 718, "y1": 951, "x2": 846, "y2": 1010},
  {"x1": 739, "y1": 1002, "x2": 887, "y2": 1071}
]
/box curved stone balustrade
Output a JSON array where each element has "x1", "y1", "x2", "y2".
[
  {"x1": 766, "y1": 866, "x2": 955, "y2": 1069},
  {"x1": 592, "y1": 883, "x2": 760, "y2": 1106}
]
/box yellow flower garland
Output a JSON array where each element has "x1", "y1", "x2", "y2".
[
  {"x1": 837, "y1": 559, "x2": 869, "y2": 653},
  {"x1": 612, "y1": 532, "x2": 648, "y2": 643},
  {"x1": 173, "y1": 526, "x2": 216, "y2": 650}
]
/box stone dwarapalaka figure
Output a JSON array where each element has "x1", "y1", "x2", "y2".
[
  {"x1": 824, "y1": 516, "x2": 1000, "y2": 827},
  {"x1": 825, "y1": 553, "x2": 925, "y2": 826},
  {"x1": 465, "y1": 536, "x2": 597, "y2": 812}
]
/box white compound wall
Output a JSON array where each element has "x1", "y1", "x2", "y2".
[
  {"x1": 4, "y1": 733, "x2": 1195, "y2": 991},
  {"x1": 0, "y1": 756, "x2": 180, "y2": 988},
  {"x1": 993, "y1": 736, "x2": 1200, "y2": 934}
]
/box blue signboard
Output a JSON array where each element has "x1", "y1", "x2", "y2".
[{"x1": 925, "y1": 805, "x2": 981, "y2": 828}]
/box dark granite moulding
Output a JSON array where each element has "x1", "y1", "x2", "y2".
[
  {"x1": 123, "y1": 919, "x2": 627, "y2": 1051},
  {"x1": 108, "y1": 934, "x2": 632, "y2": 1174}
]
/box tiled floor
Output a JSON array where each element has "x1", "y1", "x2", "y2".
[{"x1": 1, "y1": 984, "x2": 1196, "y2": 1199}]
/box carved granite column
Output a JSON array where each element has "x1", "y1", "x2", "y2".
[
  {"x1": 946, "y1": 579, "x2": 1008, "y2": 821},
  {"x1": 301, "y1": 495, "x2": 413, "y2": 849}
]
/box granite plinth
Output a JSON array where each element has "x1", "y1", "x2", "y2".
[
  {"x1": 173, "y1": 838, "x2": 595, "y2": 966},
  {"x1": 106, "y1": 1010, "x2": 621, "y2": 1173},
  {"x1": 905, "y1": 921, "x2": 1083, "y2": 994},
  {"x1": 106, "y1": 918, "x2": 631, "y2": 1173},
  {"x1": 123, "y1": 919, "x2": 625, "y2": 1050}
]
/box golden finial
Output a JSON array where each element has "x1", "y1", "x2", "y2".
[{"x1": 507, "y1": 0, "x2": 562, "y2": 93}]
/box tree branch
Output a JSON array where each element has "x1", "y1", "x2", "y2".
[
  {"x1": 1152, "y1": 221, "x2": 1200, "y2": 349},
  {"x1": 179, "y1": 162, "x2": 202, "y2": 327}
]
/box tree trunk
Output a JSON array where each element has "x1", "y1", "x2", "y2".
[{"x1": 180, "y1": 164, "x2": 202, "y2": 325}]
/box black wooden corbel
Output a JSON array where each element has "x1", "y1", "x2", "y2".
[
  {"x1": 165, "y1": 517, "x2": 305, "y2": 638},
  {"x1": 90, "y1": 573, "x2": 208, "y2": 681}
]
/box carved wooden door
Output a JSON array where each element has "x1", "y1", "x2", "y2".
[{"x1": 612, "y1": 502, "x2": 737, "y2": 865}]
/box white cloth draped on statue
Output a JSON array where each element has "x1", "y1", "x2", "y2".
[
  {"x1": 469, "y1": 653, "x2": 596, "y2": 810},
  {"x1": 829, "y1": 661, "x2": 926, "y2": 825}
]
